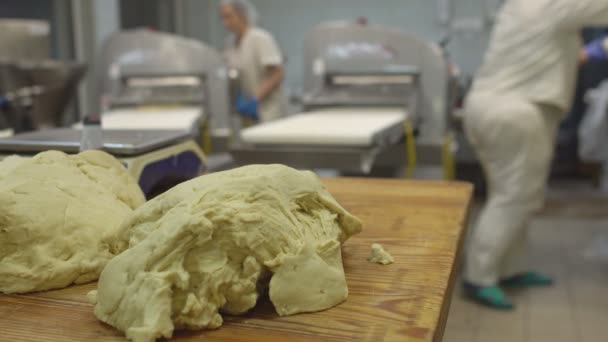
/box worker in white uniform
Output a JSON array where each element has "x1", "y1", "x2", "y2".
[
  {"x1": 463, "y1": 0, "x2": 608, "y2": 310},
  {"x1": 220, "y1": 0, "x2": 286, "y2": 123}
]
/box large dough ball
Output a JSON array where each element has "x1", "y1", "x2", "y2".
[
  {"x1": 90, "y1": 164, "x2": 362, "y2": 342},
  {"x1": 0, "y1": 150, "x2": 145, "y2": 294}
]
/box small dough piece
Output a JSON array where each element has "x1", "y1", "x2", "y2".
[
  {"x1": 0, "y1": 150, "x2": 145, "y2": 294},
  {"x1": 368, "y1": 243, "x2": 394, "y2": 265},
  {"x1": 90, "y1": 164, "x2": 362, "y2": 342}
]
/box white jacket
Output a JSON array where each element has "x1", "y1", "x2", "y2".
[{"x1": 471, "y1": 0, "x2": 608, "y2": 114}]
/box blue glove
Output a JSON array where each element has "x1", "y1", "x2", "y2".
[
  {"x1": 585, "y1": 36, "x2": 608, "y2": 61},
  {"x1": 235, "y1": 94, "x2": 259, "y2": 120}
]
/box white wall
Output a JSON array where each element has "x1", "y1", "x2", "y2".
[{"x1": 182, "y1": 0, "x2": 493, "y2": 90}]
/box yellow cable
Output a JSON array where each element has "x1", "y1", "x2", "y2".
[
  {"x1": 442, "y1": 133, "x2": 456, "y2": 180},
  {"x1": 201, "y1": 121, "x2": 212, "y2": 155},
  {"x1": 404, "y1": 119, "x2": 417, "y2": 178}
]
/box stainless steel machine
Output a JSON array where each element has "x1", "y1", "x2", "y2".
[
  {"x1": 230, "y1": 21, "x2": 453, "y2": 176},
  {"x1": 0, "y1": 60, "x2": 86, "y2": 132},
  {"x1": 0, "y1": 19, "x2": 50, "y2": 61},
  {"x1": 95, "y1": 29, "x2": 231, "y2": 151},
  {"x1": 0, "y1": 19, "x2": 85, "y2": 133}
]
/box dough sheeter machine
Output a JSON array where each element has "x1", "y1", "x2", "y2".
[
  {"x1": 0, "y1": 30, "x2": 234, "y2": 197},
  {"x1": 230, "y1": 21, "x2": 454, "y2": 177},
  {"x1": 93, "y1": 29, "x2": 231, "y2": 152}
]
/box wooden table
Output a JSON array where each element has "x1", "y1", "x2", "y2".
[{"x1": 0, "y1": 178, "x2": 473, "y2": 342}]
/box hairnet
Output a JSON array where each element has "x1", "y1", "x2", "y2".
[{"x1": 220, "y1": 0, "x2": 259, "y2": 25}]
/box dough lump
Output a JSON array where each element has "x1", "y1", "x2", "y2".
[
  {"x1": 0, "y1": 150, "x2": 145, "y2": 294},
  {"x1": 89, "y1": 164, "x2": 362, "y2": 342},
  {"x1": 367, "y1": 243, "x2": 394, "y2": 265}
]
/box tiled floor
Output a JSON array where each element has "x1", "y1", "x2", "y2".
[{"x1": 444, "y1": 182, "x2": 608, "y2": 342}]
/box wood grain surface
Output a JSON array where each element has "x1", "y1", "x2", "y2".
[{"x1": 0, "y1": 178, "x2": 473, "y2": 342}]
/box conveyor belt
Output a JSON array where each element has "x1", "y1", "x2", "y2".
[
  {"x1": 241, "y1": 108, "x2": 407, "y2": 147},
  {"x1": 74, "y1": 107, "x2": 202, "y2": 131}
]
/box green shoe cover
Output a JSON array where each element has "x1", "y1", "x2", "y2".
[
  {"x1": 500, "y1": 272, "x2": 554, "y2": 288},
  {"x1": 463, "y1": 282, "x2": 514, "y2": 310}
]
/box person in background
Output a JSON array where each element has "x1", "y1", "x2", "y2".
[
  {"x1": 220, "y1": 0, "x2": 286, "y2": 124},
  {"x1": 463, "y1": 0, "x2": 608, "y2": 310},
  {"x1": 555, "y1": 29, "x2": 608, "y2": 171}
]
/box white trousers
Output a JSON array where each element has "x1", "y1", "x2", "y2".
[{"x1": 463, "y1": 93, "x2": 561, "y2": 286}]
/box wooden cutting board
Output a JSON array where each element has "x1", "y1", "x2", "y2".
[{"x1": 0, "y1": 178, "x2": 473, "y2": 342}]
